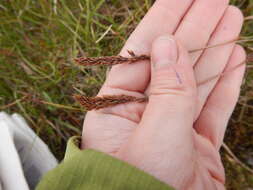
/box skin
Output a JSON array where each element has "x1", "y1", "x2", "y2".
[{"x1": 81, "y1": 0, "x2": 246, "y2": 189}]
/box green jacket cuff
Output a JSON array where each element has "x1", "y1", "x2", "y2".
[{"x1": 36, "y1": 136, "x2": 174, "y2": 190}]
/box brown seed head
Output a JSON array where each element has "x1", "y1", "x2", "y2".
[
  {"x1": 73, "y1": 94, "x2": 148, "y2": 110},
  {"x1": 74, "y1": 51, "x2": 150, "y2": 66}
]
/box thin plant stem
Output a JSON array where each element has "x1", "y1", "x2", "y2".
[
  {"x1": 39, "y1": 100, "x2": 83, "y2": 112},
  {"x1": 222, "y1": 143, "x2": 253, "y2": 174},
  {"x1": 0, "y1": 95, "x2": 29, "y2": 110},
  {"x1": 75, "y1": 38, "x2": 253, "y2": 67}
]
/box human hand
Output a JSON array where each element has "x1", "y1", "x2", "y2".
[
  {"x1": 112, "y1": 35, "x2": 245, "y2": 189},
  {"x1": 81, "y1": 0, "x2": 246, "y2": 189}
]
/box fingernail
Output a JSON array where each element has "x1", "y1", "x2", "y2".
[{"x1": 152, "y1": 36, "x2": 178, "y2": 69}]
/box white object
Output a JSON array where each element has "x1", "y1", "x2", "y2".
[{"x1": 0, "y1": 112, "x2": 58, "y2": 190}]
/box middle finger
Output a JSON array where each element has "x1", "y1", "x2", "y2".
[{"x1": 175, "y1": 0, "x2": 229, "y2": 64}]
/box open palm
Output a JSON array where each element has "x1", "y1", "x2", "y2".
[{"x1": 82, "y1": 0, "x2": 245, "y2": 189}]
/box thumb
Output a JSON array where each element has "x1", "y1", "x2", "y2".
[
  {"x1": 138, "y1": 35, "x2": 196, "y2": 143},
  {"x1": 146, "y1": 35, "x2": 197, "y2": 124}
]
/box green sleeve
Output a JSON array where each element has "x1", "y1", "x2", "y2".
[{"x1": 36, "y1": 136, "x2": 174, "y2": 190}]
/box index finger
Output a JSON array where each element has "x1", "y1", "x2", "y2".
[{"x1": 103, "y1": 0, "x2": 194, "y2": 93}]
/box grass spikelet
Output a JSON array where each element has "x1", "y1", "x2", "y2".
[
  {"x1": 74, "y1": 50, "x2": 150, "y2": 66},
  {"x1": 73, "y1": 94, "x2": 148, "y2": 110}
]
